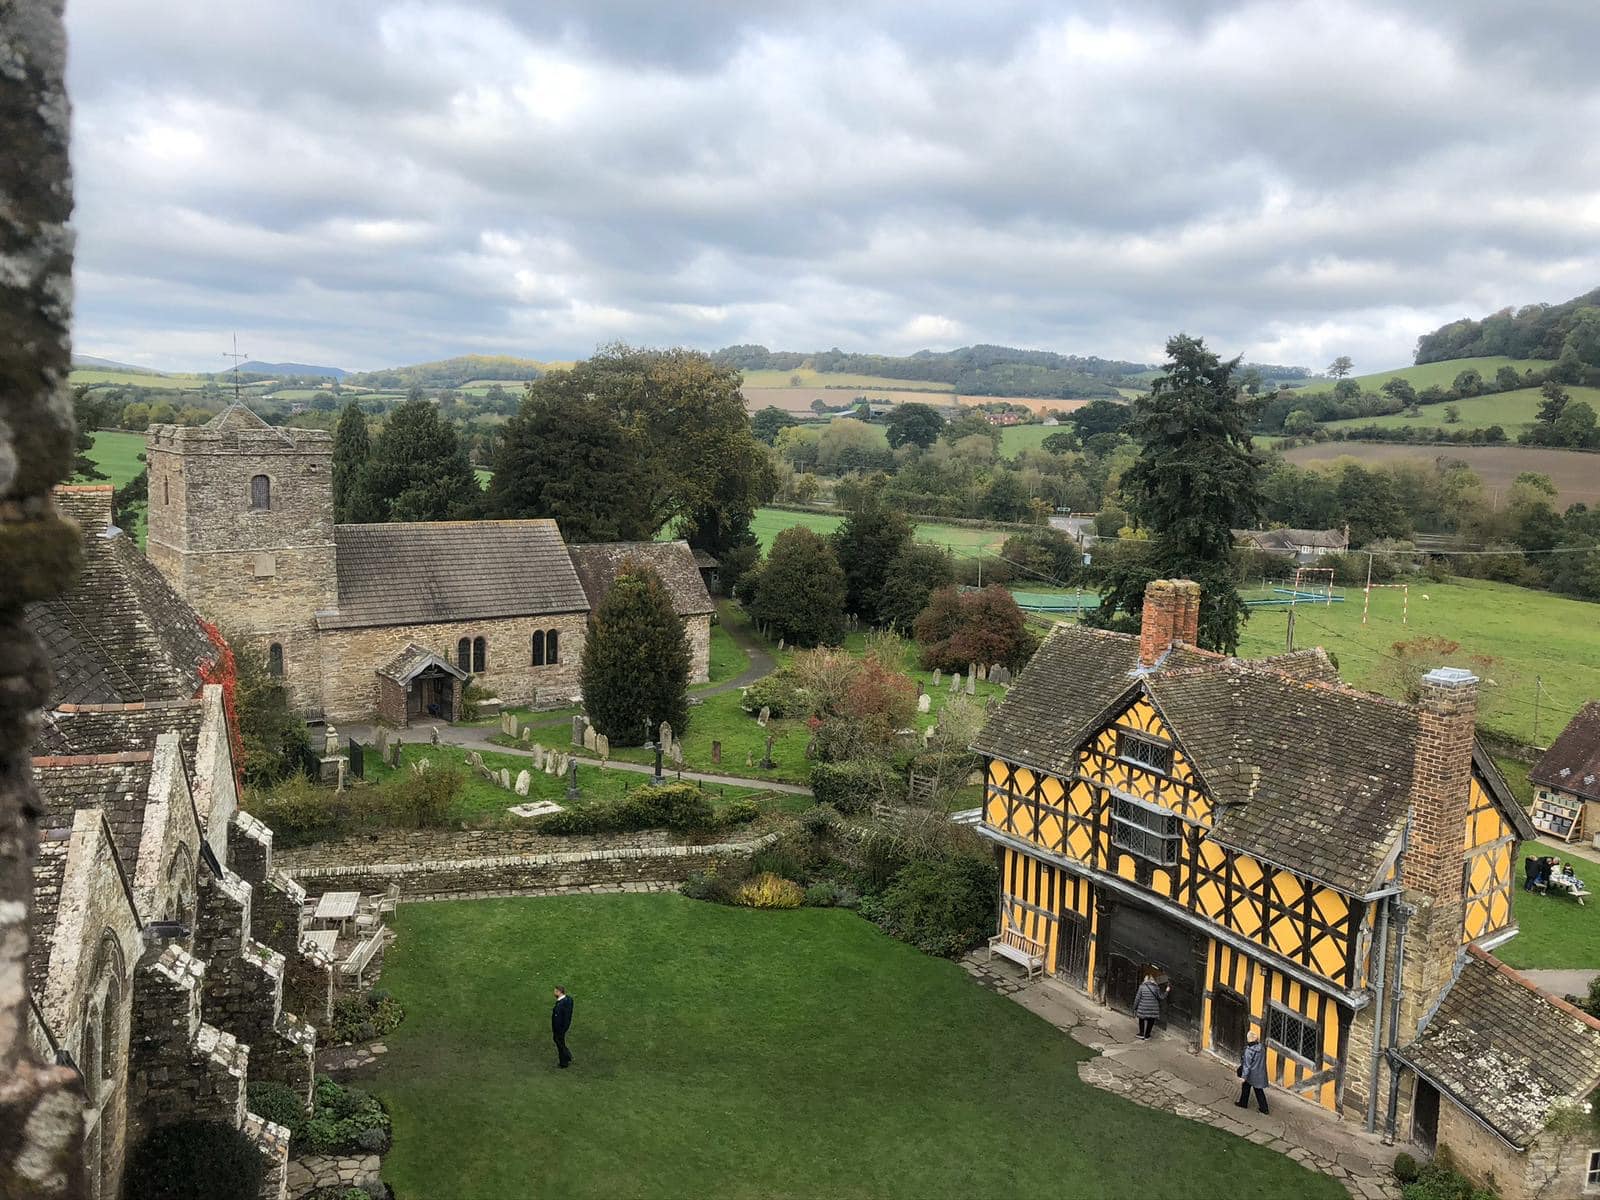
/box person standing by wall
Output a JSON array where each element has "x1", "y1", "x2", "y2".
[
  {"x1": 1235, "y1": 1028, "x2": 1269, "y2": 1114},
  {"x1": 1132, "y1": 971, "x2": 1169, "y2": 1040}
]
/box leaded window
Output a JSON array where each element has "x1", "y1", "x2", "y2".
[
  {"x1": 1587, "y1": 1150, "x2": 1600, "y2": 1189},
  {"x1": 1117, "y1": 731, "x2": 1173, "y2": 774},
  {"x1": 457, "y1": 638, "x2": 471, "y2": 673},
  {"x1": 1109, "y1": 794, "x2": 1180, "y2": 865},
  {"x1": 250, "y1": 474, "x2": 271, "y2": 510},
  {"x1": 546, "y1": 629, "x2": 559, "y2": 664},
  {"x1": 1267, "y1": 1002, "x2": 1320, "y2": 1064},
  {"x1": 268, "y1": 643, "x2": 284, "y2": 677},
  {"x1": 472, "y1": 636, "x2": 486, "y2": 673},
  {"x1": 532, "y1": 631, "x2": 545, "y2": 667}
]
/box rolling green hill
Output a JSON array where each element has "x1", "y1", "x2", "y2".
[
  {"x1": 70, "y1": 367, "x2": 213, "y2": 390},
  {"x1": 741, "y1": 368, "x2": 955, "y2": 392},
  {"x1": 1287, "y1": 356, "x2": 1553, "y2": 398},
  {"x1": 1319, "y1": 385, "x2": 1600, "y2": 435},
  {"x1": 347, "y1": 355, "x2": 554, "y2": 391},
  {"x1": 77, "y1": 430, "x2": 148, "y2": 487}
]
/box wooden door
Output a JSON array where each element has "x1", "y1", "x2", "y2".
[
  {"x1": 1056, "y1": 913, "x2": 1089, "y2": 989},
  {"x1": 1211, "y1": 988, "x2": 1248, "y2": 1062}
]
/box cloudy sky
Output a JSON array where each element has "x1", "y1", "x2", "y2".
[{"x1": 65, "y1": 0, "x2": 1600, "y2": 374}]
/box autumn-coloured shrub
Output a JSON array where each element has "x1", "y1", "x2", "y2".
[
  {"x1": 735, "y1": 873, "x2": 805, "y2": 909},
  {"x1": 913, "y1": 585, "x2": 1037, "y2": 674}
]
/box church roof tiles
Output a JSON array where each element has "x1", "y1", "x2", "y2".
[{"x1": 567, "y1": 541, "x2": 714, "y2": 618}]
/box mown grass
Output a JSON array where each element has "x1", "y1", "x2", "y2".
[
  {"x1": 1501, "y1": 841, "x2": 1600, "y2": 971},
  {"x1": 1318, "y1": 385, "x2": 1600, "y2": 435},
  {"x1": 78, "y1": 430, "x2": 148, "y2": 489},
  {"x1": 375, "y1": 894, "x2": 1344, "y2": 1200},
  {"x1": 751, "y1": 506, "x2": 1015, "y2": 557},
  {"x1": 1234, "y1": 577, "x2": 1600, "y2": 745}
]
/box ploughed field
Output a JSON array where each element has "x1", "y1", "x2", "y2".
[
  {"x1": 1279, "y1": 441, "x2": 1600, "y2": 507},
  {"x1": 373, "y1": 894, "x2": 1344, "y2": 1199}
]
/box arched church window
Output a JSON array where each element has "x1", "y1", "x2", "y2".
[
  {"x1": 250, "y1": 474, "x2": 271, "y2": 510},
  {"x1": 472, "y1": 637, "x2": 486, "y2": 673},
  {"x1": 81, "y1": 1012, "x2": 100, "y2": 1103},
  {"x1": 268, "y1": 643, "x2": 284, "y2": 676},
  {"x1": 100, "y1": 980, "x2": 119, "y2": 1080},
  {"x1": 546, "y1": 629, "x2": 559, "y2": 664},
  {"x1": 457, "y1": 638, "x2": 471, "y2": 673},
  {"x1": 532, "y1": 631, "x2": 545, "y2": 667}
]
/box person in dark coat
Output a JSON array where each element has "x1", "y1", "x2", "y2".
[
  {"x1": 551, "y1": 986, "x2": 574, "y2": 1069},
  {"x1": 1235, "y1": 1028, "x2": 1269, "y2": 1113},
  {"x1": 1523, "y1": 853, "x2": 1541, "y2": 891},
  {"x1": 1132, "y1": 972, "x2": 1169, "y2": 1040}
]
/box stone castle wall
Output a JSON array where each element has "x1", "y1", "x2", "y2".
[{"x1": 315, "y1": 611, "x2": 589, "y2": 721}]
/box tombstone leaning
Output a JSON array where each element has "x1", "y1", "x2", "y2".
[
  {"x1": 499, "y1": 768, "x2": 511, "y2": 789},
  {"x1": 965, "y1": 672, "x2": 976, "y2": 696}
]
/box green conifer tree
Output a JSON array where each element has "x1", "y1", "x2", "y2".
[
  {"x1": 331, "y1": 400, "x2": 372, "y2": 522},
  {"x1": 747, "y1": 527, "x2": 847, "y2": 647},
  {"x1": 580, "y1": 561, "x2": 690, "y2": 746}
]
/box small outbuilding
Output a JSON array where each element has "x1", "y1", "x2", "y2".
[
  {"x1": 1529, "y1": 700, "x2": 1600, "y2": 845},
  {"x1": 376, "y1": 643, "x2": 470, "y2": 728}
]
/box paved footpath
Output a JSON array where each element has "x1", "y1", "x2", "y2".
[
  {"x1": 961, "y1": 953, "x2": 1404, "y2": 1200},
  {"x1": 1522, "y1": 968, "x2": 1597, "y2": 1000}
]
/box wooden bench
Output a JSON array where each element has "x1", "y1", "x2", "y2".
[
  {"x1": 339, "y1": 933, "x2": 384, "y2": 987},
  {"x1": 987, "y1": 921, "x2": 1046, "y2": 980}
]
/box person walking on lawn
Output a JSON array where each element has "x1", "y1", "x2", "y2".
[
  {"x1": 1133, "y1": 971, "x2": 1169, "y2": 1040},
  {"x1": 1235, "y1": 1028, "x2": 1269, "y2": 1114},
  {"x1": 552, "y1": 985, "x2": 574, "y2": 1069}
]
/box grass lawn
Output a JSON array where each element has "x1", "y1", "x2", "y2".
[
  {"x1": 1501, "y1": 841, "x2": 1600, "y2": 972},
  {"x1": 78, "y1": 429, "x2": 147, "y2": 488},
  {"x1": 361, "y1": 741, "x2": 772, "y2": 820},
  {"x1": 999, "y1": 423, "x2": 1064, "y2": 455},
  {"x1": 1234, "y1": 577, "x2": 1600, "y2": 745},
  {"x1": 751, "y1": 507, "x2": 1015, "y2": 557},
  {"x1": 1319, "y1": 385, "x2": 1600, "y2": 436},
  {"x1": 374, "y1": 895, "x2": 1341, "y2": 1200}
]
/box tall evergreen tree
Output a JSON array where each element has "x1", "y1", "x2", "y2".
[
  {"x1": 358, "y1": 397, "x2": 481, "y2": 523},
  {"x1": 71, "y1": 385, "x2": 106, "y2": 480},
  {"x1": 747, "y1": 527, "x2": 847, "y2": 647},
  {"x1": 580, "y1": 561, "x2": 690, "y2": 747},
  {"x1": 831, "y1": 482, "x2": 913, "y2": 624},
  {"x1": 331, "y1": 400, "x2": 372, "y2": 522},
  {"x1": 1089, "y1": 334, "x2": 1264, "y2": 653}
]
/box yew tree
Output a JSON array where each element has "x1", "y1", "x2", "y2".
[{"x1": 580, "y1": 560, "x2": 689, "y2": 747}]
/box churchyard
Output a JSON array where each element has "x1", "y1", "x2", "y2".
[{"x1": 371, "y1": 893, "x2": 1345, "y2": 1200}]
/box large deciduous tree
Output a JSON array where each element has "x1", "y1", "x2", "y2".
[
  {"x1": 331, "y1": 400, "x2": 372, "y2": 522},
  {"x1": 580, "y1": 560, "x2": 690, "y2": 747},
  {"x1": 912, "y1": 585, "x2": 1037, "y2": 673},
  {"x1": 745, "y1": 526, "x2": 847, "y2": 647},
  {"x1": 884, "y1": 402, "x2": 945, "y2": 449},
  {"x1": 1088, "y1": 334, "x2": 1265, "y2": 653},
  {"x1": 358, "y1": 398, "x2": 481, "y2": 522}
]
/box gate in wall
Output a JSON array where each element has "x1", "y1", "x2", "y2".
[{"x1": 1098, "y1": 896, "x2": 1206, "y2": 1032}]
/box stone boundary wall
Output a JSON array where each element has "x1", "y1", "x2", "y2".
[{"x1": 280, "y1": 831, "x2": 779, "y2": 899}]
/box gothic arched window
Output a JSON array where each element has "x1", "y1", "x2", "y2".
[
  {"x1": 546, "y1": 629, "x2": 559, "y2": 665},
  {"x1": 472, "y1": 636, "x2": 487, "y2": 673},
  {"x1": 250, "y1": 474, "x2": 271, "y2": 510},
  {"x1": 532, "y1": 631, "x2": 545, "y2": 667},
  {"x1": 457, "y1": 638, "x2": 471, "y2": 673}
]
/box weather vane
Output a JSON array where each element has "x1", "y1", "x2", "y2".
[{"x1": 222, "y1": 333, "x2": 248, "y2": 403}]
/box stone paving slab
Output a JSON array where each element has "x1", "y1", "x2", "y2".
[{"x1": 961, "y1": 951, "x2": 1403, "y2": 1200}]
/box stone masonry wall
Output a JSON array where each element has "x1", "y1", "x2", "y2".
[
  {"x1": 315, "y1": 611, "x2": 589, "y2": 722},
  {"x1": 1, "y1": 1, "x2": 89, "y2": 1193},
  {"x1": 686, "y1": 613, "x2": 711, "y2": 684},
  {"x1": 280, "y1": 829, "x2": 778, "y2": 898}
]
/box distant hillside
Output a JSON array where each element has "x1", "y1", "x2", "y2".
[
  {"x1": 237, "y1": 360, "x2": 346, "y2": 379},
  {"x1": 1415, "y1": 285, "x2": 1600, "y2": 366},
  {"x1": 347, "y1": 355, "x2": 548, "y2": 390},
  {"x1": 73, "y1": 355, "x2": 160, "y2": 374}
]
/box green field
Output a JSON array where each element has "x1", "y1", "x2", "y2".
[
  {"x1": 375, "y1": 894, "x2": 1340, "y2": 1200},
  {"x1": 999, "y1": 424, "x2": 1063, "y2": 454},
  {"x1": 751, "y1": 507, "x2": 1016, "y2": 558},
  {"x1": 1319, "y1": 385, "x2": 1600, "y2": 435},
  {"x1": 70, "y1": 367, "x2": 211, "y2": 390},
  {"x1": 741, "y1": 367, "x2": 955, "y2": 392},
  {"x1": 1501, "y1": 842, "x2": 1599, "y2": 971},
  {"x1": 1235, "y1": 577, "x2": 1600, "y2": 745},
  {"x1": 1288, "y1": 356, "x2": 1554, "y2": 399},
  {"x1": 78, "y1": 430, "x2": 147, "y2": 488}
]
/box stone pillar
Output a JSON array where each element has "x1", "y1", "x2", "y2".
[
  {"x1": 0, "y1": 2, "x2": 88, "y2": 1194},
  {"x1": 1137, "y1": 579, "x2": 1201, "y2": 667}
]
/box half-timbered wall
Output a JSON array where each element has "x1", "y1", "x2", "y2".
[
  {"x1": 1462, "y1": 773, "x2": 1514, "y2": 945},
  {"x1": 985, "y1": 696, "x2": 1364, "y2": 991},
  {"x1": 1204, "y1": 943, "x2": 1348, "y2": 1111}
]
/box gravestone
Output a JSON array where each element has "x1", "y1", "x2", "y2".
[
  {"x1": 414, "y1": 757, "x2": 431, "y2": 773},
  {"x1": 777, "y1": 637, "x2": 785, "y2": 652},
  {"x1": 509, "y1": 800, "x2": 562, "y2": 819},
  {"x1": 965, "y1": 672, "x2": 976, "y2": 695},
  {"x1": 566, "y1": 757, "x2": 580, "y2": 801},
  {"x1": 761, "y1": 733, "x2": 776, "y2": 769},
  {"x1": 389, "y1": 741, "x2": 403, "y2": 768},
  {"x1": 324, "y1": 725, "x2": 339, "y2": 757},
  {"x1": 430, "y1": 725, "x2": 439, "y2": 746},
  {"x1": 335, "y1": 759, "x2": 346, "y2": 792},
  {"x1": 917, "y1": 693, "x2": 931, "y2": 714},
  {"x1": 712, "y1": 740, "x2": 722, "y2": 764},
  {"x1": 514, "y1": 770, "x2": 530, "y2": 796},
  {"x1": 933, "y1": 668, "x2": 942, "y2": 686},
  {"x1": 521, "y1": 727, "x2": 532, "y2": 744},
  {"x1": 572, "y1": 715, "x2": 587, "y2": 747},
  {"x1": 745, "y1": 750, "x2": 754, "y2": 768},
  {"x1": 501, "y1": 712, "x2": 516, "y2": 737},
  {"x1": 583, "y1": 726, "x2": 598, "y2": 752},
  {"x1": 545, "y1": 751, "x2": 557, "y2": 775},
  {"x1": 659, "y1": 721, "x2": 673, "y2": 757},
  {"x1": 467, "y1": 750, "x2": 482, "y2": 770},
  {"x1": 949, "y1": 672, "x2": 960, "y2": 694},
  {"x1": 916, "y1": 680, "x2": 923, "y2": 696},
  {"x1": 968, "y1": 662, "x2": 978, "y2": 685},
  {"x1": 499, "y1": 768, "x2": 511, "y2": 789},
  {"x1": 976, "y1": 664, "x2": 987, "y2": 682},
  {"x1": 757, "y1": 706, "x2": 770, "y2": 727},
  {"x1": 596, "y1": 733, "x2": 609, "y2": 760},
  {"x1": 373, "y1": 726, "x2": 389, "y2": 757}
]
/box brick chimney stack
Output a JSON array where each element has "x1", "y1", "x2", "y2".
[{"x1": 1138, "y1": 579, "x2": 1202, "y2": 667}]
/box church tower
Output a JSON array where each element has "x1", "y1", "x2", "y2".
[{"x1": 146, "y1": 404, "x2": 336, "y2": 712}]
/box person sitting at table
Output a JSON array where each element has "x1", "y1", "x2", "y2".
[{"x1": 1553, "y1": 862, "x2": 1586, "y2": 894}]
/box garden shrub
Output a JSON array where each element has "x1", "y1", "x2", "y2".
[
  {"x1": 459, "y1": 682, "x2": 495, "y2": 722},
  {"x1": 741, "y1": 670, "x2": 807, "y2": 719},
  {"x1": 799, "y1": 803, "x2": 841, "y2": 837},
  {"x1": 750, "y1": 841, "x2": 809, "y2": 881},
  {"x1": 328, "y1": 989, "x2": 405, "y2": 1046},
  {"x1": 810, "y1": 761, "x2": 891, "y2": 814},
  {"x1": 864, "y1": 853, "x2": 999, "y2": 957},
  {"x1": 381, "y1": 763, "x2": 462, "y2": 828},
  {"x1": 125, "y1": 1120, "x2": 265, "y2": 1200},
  {"x1": 541, "y1": 783, "x2": 717, "y2": 835},
  {"x1": 246, "y1": 1078, "x2": 306, "y2": 1131},
  {"x1": 299, "y1": 1076, "x2": 392, "y2": 1156},
  {"x1": 913, "y1": 584, "x2": 1038, "y2": 673},
  {"x1": 1398, "y1": 1147, "x2": 1498, "y2": 1200},
  {"x1": 735, "y1": 873, "x2": 805, "y2": 909},
  {"x1": 245, "y1": 775, "x2": 343, "y2": 845},
  {"x1": 718, "y1": 797, "x2": 761, "y2": 827},
  {"x1": 1392, "y1": 1153, "x2": 1421, "y2": 1184},
  {"x1": 804, "y1": 880, "x2": 859, "y2": 908},
  {"x1": 679, "y1": 858, "x2": 754, "y2": 905}
]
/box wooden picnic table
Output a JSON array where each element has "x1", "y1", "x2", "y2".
[
  {"x1": 313, "y1": 891, "x2": 362, "y2": 931},
  {"x1": 303, "y1": 928, "x2": 338, "y2": 955}
]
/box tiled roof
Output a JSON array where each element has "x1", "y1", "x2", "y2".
[
  {"x1": 377, "y1": 642, "x2": 468, "y2": 685},
  {"x1": 568, "y1": 541, "x2": 714, "y2": 617},
  {"x1": 27, "y1": 486, "x2": 216, "y2": 705},
  {"x1": 326, "y1": 520, "x2": 590, "y2": 628},
  {"x1": 1150, "y1": 663, "x2": 1419, "y2": 894},
  {"x1": 1401, "y1": 947, "x2": 1600, "y2": 1148},
  {"x1": 36, "y1": 701, "x2": 204, "y2": 765},
  {"x1": 1234, "y1": 527, "x2": 1348, "y2": 551},
  {"x1": 1530, "y1": 700, "x2": 1600, "y2": 804},
  {"x1": 32, "y1": 754, "x2": 154, "y2": 881}
]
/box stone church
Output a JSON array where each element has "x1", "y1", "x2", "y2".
[
  {"x1": 145, "y1": 405, "x2": 714, "y2": 725},
  {"x1": 24, "y1": 486, "x2": 337, "y2": 1199}
]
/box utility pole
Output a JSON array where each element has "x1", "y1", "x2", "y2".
[
  {"x1": 1533, "y1": 675, "x2": 1544, "y2": 747},
  {"x1": 1286, "y1": 606, "x2": 1296, "y2": 653}
]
